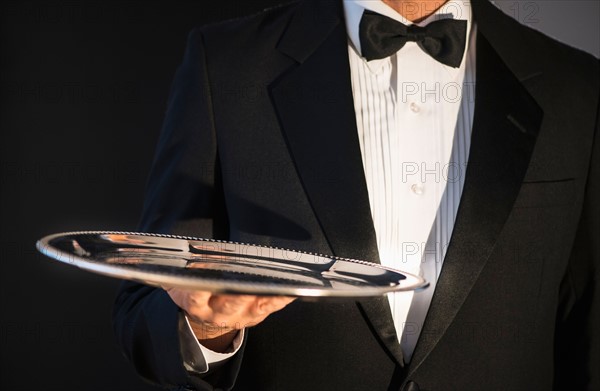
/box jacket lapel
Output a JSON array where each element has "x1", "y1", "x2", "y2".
[
  {"x1": 270, "y1": 0, "x2": 404, "y2": 366},
  {"x1": 406, "y1": 3, "x2": 544, "y2": 375},
  {"x1": 271, "y1": 0, "x2": 378, "y2": 263}
]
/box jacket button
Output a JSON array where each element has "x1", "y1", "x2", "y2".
[{"x1": 402, "y1": 380, "x2": 420, "y2": 391}]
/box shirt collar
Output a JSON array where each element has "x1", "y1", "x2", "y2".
[{"x1": 343, "y1": 0, "x2": 473, "y2": 59}]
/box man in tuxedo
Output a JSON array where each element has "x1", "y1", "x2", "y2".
[{"x1": 113, "y1": 0, "x2": 599, "y2": 390}]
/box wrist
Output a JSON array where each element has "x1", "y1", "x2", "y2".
[{"x1": 187, "y1": 317, "x2": 240, "y2": 353}]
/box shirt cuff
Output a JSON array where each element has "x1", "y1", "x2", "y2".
[{"x1": 178, "y1": 312, "x2": 245, "y2": 374}]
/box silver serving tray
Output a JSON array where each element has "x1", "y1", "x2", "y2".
[{"x1": 36, "y1": 231, "x2": 428, "y2": 297}]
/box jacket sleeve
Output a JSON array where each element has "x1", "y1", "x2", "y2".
[
  {"x1": 553, "y1": 62, "x2": 600, "y2": 390},
  {"x1": 112, "y1": 28, "x2": 244, "y2": 391}
]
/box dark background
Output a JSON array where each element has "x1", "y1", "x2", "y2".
[{"x1": 0, "y1": 1, "x2": 598, "y2": 390}]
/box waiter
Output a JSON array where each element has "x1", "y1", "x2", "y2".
[{"x1": 113, "y1": 1, "x2": 599, "y2": 390}]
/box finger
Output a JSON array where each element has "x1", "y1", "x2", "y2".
[
  {"x1": 208, "y1": 294, "x2": 255, "y2": 317},
  {"x1": 187, "y1": 290, "x2": 212, "y2": 307},
  {"x1": 216, "y1": 294, "x2": 257, "y2": 304},
  {"x1": 166, "y1": 289, "x2": 213, "y2": 322},
  {"x1": 253, "y1": 296, "x2": 296, "y2": 316}
]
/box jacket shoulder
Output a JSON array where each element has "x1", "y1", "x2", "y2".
[
  {"x1": 191, "y1": 1, "x2": 300, "y2": 53},
  {"x1": 479, "y1": 1, "x2": 598, "y2": 81}
]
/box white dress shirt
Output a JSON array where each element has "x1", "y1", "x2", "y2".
[
  {"x1": 179, "y1": 312, "x2": 244, "y2": 373},
  {"x1": 344, "y1": 0, "x2": 476, "y2": 362},
  {"x1": 182, "y1": 0, "x2": 478, "y2": 372}
]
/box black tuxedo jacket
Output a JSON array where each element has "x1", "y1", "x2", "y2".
[{"x1": 113, "y1": 1, "x2": 599, "y2": 390}]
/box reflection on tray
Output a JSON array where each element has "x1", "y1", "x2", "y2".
[{"x1": 36, "y1": 231, "x2": 427, "y2": 297}]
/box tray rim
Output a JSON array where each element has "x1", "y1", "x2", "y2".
[{"x1": 36, "y1": 230, "x2": 429, "y2": 297}]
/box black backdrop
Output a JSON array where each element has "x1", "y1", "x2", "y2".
[
  {"x1": 1, "y1": 1, "x2": 598, "y2": 391},
  {"x1": 0, "y1": 2, "x2": 285, "y2": 390}
]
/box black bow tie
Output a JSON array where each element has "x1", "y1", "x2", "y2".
[{"x1": 359, "y1": 10, "x2": 467, "y2": 68}]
